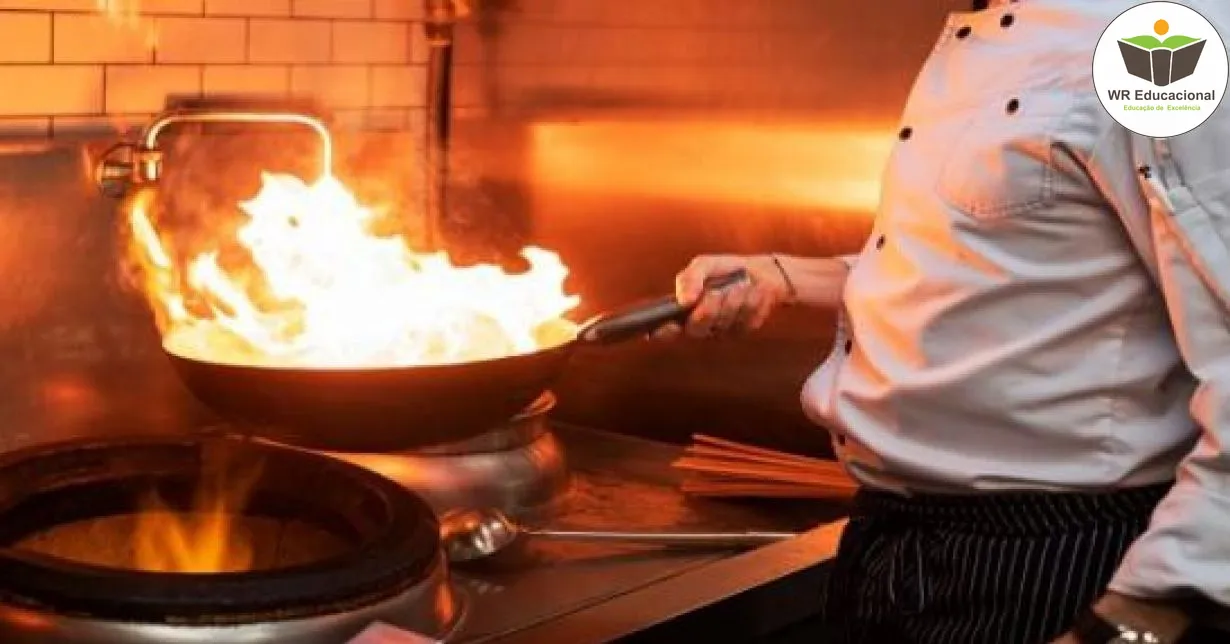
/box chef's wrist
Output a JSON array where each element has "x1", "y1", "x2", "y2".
[
  {"x1": 767, "y1": 254, "x2": 799, "y2": 305},
  {"x1": 1081, "y1": 592, "x2": 1190, "y2": 643},
  {"x1": 759, "y1": 254, "x2": 848, "y2": 310}
]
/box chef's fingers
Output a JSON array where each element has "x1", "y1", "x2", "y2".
[
  {"x1": 713, "y1": 282, "x2": 754, "y2": 335},
  {"x1": 748, "y1": 288, "x2": 778, "y2": 330},
  {"x1": 729, "y1": 285, "x2": 764, "y2": 334},
  {"x1": 685, "y1": 289, "x2": 726, "y2": 338},
  {"x1": 676, "y1": 255, "x2": 747, "y2": 306},
  {"x1": 649, "y1": 322, "x2": 682, "y2": 341}
]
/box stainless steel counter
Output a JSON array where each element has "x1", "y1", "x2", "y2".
[{"x1": 449, "y1": 423, "x2": 848, "y2": 643}]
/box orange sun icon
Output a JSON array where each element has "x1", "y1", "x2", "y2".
[{"x1": 1154, "y1": 19, "x2": 1169, "y2": 35}]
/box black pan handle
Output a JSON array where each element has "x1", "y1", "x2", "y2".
[{"x1": 577, "y1": 269, "x2": 749, "y2": 345}]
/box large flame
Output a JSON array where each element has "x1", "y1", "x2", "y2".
[{"x1": 127, "y1": 172, "x2": 580, "y2": 368}]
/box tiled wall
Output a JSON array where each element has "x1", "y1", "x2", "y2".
[{"x1": 0, "y1": 0, "x2": 427, "y2": 138}]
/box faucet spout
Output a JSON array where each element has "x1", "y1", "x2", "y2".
[
  {"x1": 137, "y1": 110, "x2": 334, "y2": 183},
  {"x1": 94, "y1": 106, "x2": 335, "y2": 198}
]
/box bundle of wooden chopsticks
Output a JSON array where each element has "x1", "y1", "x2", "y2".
[{"x1": 672, "y1": 434, "x2": 858, "y2": 499}]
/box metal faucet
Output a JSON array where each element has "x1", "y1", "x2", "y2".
[
  {"x1": 421, "y1": 0, "x2": 470, "y2": 249},
  {"x1": 94, "y1": 108, "x2": 335, "y2": 198},
  {"x1": 424, "y1": 0, "x2": 466, "y2": 44}
]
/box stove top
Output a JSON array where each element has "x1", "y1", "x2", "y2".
[{"x1": 0, "y1": 419, "x2": 847, "y2": 644}]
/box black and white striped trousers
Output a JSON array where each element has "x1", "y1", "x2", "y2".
[{"x1": 817, "y1": 483, "x2": 1223, "y2": 644}]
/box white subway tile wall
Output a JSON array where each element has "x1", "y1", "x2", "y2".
[
  {"x1": 249, "y1": 18, "x2": 331, "y2": 63},
  {"x1": 139, "y1": 0, "x2": 202, "y2": 14},
  {"x1": 202, "y1": 64, "x2": 289, "y2": 94},
  {"x1": 105, "y1": 65, "x2": 201, "y2": 112},
  {"x1": 0, "y1": 13, "x2": 51, "y2": 63},
  {"x1": 0, "y1": 0, "x2": 427, "y2": 137},
  {"x1": 205, "y1": 0, "x2": 288, "y2": 17},
  {"x1": 290, "y1": 64, "x2": 368, "y2": 108},
  {"x1": 293, "y1": 0, "x2": 370, "y2": 19},
  {"x1": 332, "y1": 21, "x2": 406, "y2": 63},
  {"x1": 156, "y1": 17, "x2": 248, "y2": 63}
]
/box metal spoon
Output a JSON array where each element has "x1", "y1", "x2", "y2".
[{"x1": 439, "y1": 507, "x2": 798, "y2": 563}]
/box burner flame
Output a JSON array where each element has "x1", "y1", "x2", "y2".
[{"x1": 133, "y1": 448, "x2": 261, "y2": 574}]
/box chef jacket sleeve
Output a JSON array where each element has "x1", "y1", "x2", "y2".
[{"x1": 1102, "y1": 105, "x2": 1230, "y2": 607}]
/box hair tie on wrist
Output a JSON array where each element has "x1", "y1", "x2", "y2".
[{"x1": 771, "y1": 254, "x2": 798, "y2": 303}]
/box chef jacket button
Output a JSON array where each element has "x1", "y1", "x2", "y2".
[
  {"x1": 875, "y1": 235, "x2": 886, "y2": 249},
  {"x1": 956, "y1": 25, "x2": 972, "y2": 39},
  {"x1": 1000, "y1": 14, "x2": 1015, "y2": 28},
  {"x1": 1006, "y1": 98, "x2": 1020, "y2": 114},
  {"x1": 898, "y1": 126, "x2": 913, "y2": 140},
  {"x1": 844, "y1": 339, "x2": 853, "y2": 354}
]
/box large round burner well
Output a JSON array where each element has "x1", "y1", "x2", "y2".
[{"x1": 0, "y1": 436, "x2": 461, "y2": 643}]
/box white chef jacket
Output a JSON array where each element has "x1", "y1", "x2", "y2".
[{"x1": 801, "y1": 0, "x2": 1230, "y2": 605}]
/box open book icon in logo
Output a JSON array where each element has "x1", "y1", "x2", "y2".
[{"x1": 1118, "y1": 33, "x2": 1207, "y2": 86}]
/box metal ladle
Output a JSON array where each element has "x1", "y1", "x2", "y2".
[{"x1": 439, "y1": 507, "x2": 799, "y2": 563}]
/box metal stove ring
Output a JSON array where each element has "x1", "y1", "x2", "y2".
[{"x1": 0, "y1": 435, "x2": 460, "y2": 643}]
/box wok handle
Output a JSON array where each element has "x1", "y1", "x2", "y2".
[
  {"x1": 577, "y1": 269, "x2": 749, "y2": 345},
  {"x1": 523, "y1": 528, "x2": 797, "y2": 548}
]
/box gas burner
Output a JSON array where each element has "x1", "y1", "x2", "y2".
[
  {"x1": 0, "y1": 436, "x2": 462, "y2": 643},
  {"x1": 321, "y1": 392, "x2": 570, "y2": 521}
]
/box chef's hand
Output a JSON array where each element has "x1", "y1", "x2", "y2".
[
  {"x1": 1049, "y1": 593, "x2": 1190, "y2": 644},
  {"x1": 653, "y1": 254, "x2": 794, "y2": 340}
]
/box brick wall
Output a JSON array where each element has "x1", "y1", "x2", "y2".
[{"x1": 0, "y1": 0, "x2": 428, "y2": 138}]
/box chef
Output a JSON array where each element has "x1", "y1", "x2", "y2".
[{"x1": 659, "y1": 1, "x2": 1230, "y2": 642}]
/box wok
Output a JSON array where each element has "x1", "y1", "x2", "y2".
[{"x1": 167, "y1": 271, "x2": 747, "y2": 453}]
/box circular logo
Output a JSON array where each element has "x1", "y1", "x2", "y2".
[{"x1": 1093, "y1": 1, "x2": 1228, "y2": 137}]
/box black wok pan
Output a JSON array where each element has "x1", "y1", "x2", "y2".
[{"x1": 167, "y1": 270, "x2": 747, "y2": 452}]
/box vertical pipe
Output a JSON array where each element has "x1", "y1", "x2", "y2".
[{"x1": 424, "y1": 0, "x2": 456, "y2": 252}]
